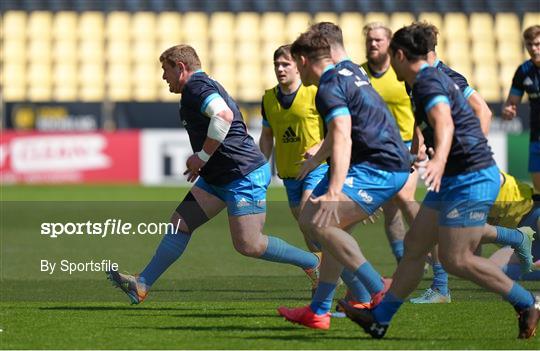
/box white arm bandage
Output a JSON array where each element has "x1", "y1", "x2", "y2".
[{"x1": 204, "y1": 97, "x2": 231, "y2": 142}]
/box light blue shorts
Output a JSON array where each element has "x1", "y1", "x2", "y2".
[
  {"x1": 283, "y1": 163, "x2": 329, "y2": 208},
  {"x1": 423, "y1": 165, "x2": 500, "y2": 227},
  {"x1": 195, "y1": 163, "x2": 271, "y2": 216},
  {"x1": 529, "y1": 141, "x2": 540, "y2": 172},
  {"x1": 312, "y1": 163, "x2": 409, "y2": 215}
]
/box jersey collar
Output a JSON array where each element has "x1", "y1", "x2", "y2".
[
  {"x1": 320, "y1": 63, "x2": 335, "y2": 82},
  {"x1": 431, "y1": 58, "x2": 440, "y2": 67}
]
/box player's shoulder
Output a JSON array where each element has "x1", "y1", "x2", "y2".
[
  {"x1": 518, "y1": 59, "x2": 534, "y2": 74},
  {"x1": 262, "y1": 85, "x2": 277, "y2": 100}
]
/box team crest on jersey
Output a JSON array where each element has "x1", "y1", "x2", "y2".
[
  {"x1": 446, "y1": 208, "x2": 460, "y2": 219},
  {"x1": 282, "y1": 126, "x2": 300, "y2": 143},
  {"x1": 523, "y1": 77, "x2": 534, "y2": 86},
  {"x1": 344, "y1": 177, "x2": 354, "y2": 187},
  {"x1": 338, "y1": 68, "x2": 353, "y2": 76}
]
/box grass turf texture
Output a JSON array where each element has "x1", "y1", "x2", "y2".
[{"x1": 1, "y1": 184, "x2": 539, "y2": 349}]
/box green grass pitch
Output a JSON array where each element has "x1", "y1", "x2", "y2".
[{"x1": 1, "y1": 184, "x2": 539, "y2": 349}]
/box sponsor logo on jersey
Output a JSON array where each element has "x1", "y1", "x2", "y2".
[
  {"x1": 282, "y1": 126, "x2": 300, "y2": 143},
  {"x1": 357, "y1": 189, "x2": 373, "y2": 204},
  {"x1": 469, "y1": 211, "x2": 486, "y2": 221},
  {"x1": 344, "y1": 177, "x2": 354, "y2": 187},
  {"x1": 446, "y1": 208, "x2": 460, "y2": 219},
  {"x1": 338, "y1": 68, "x2": 353, "y2": 76}
]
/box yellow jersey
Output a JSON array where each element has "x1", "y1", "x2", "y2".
[
  {"x1": 488, "y1": 172, "x2": 534, "y2": 228},
  {"x1": 360, "y1": 62, "x2": 415, "y2": 142},
  {"x1": 262, "y1": 85, "x2": 324, "y2": 178}
]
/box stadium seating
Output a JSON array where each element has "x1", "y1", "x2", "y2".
[{"x1": 0, "y1": 9, "x2": 535, "y2": 103}]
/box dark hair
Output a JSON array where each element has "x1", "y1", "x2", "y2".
[
  {"x1": 273, "y1": 44, "x2": 292, "y2": 61},
  {"x1": 291, "y1": 30, "x2": 332, "y2": 61},
  {"x1": 390, "y1": 24, "x2": 435, "y2": 61},
  {"x1": 409, "y1": 21, "x2": 439, "y2": 51},
  {"x1": 309, "y1": 21, "x2": 344, "y2": 47},
  {"x1": 524, "y1": 25, "x2": 540, "y2": 42}
]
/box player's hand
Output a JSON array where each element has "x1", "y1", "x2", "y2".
[
  {"x1": 184, "y1": 153, "x2": 206, "y2": 183},
  {"x1": 310, "y1": 192, "x2": 340, "y2": 227},
  {"x1": 304, "y1": 144, "x2": 321, "y2": 159},
  {"x1": 502, "y1": 105, "x2": 517, "y2": 120},
  {"x1": 421, "y1": 149, "x2": 445, "y2": 193},
  {"x1": 296, "y1": 158, "x2": 318, "y2": 180}
]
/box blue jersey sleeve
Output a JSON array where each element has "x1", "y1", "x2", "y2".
[
  {"x1": 315, "y1": 81, "x2": 351, "y2": 125},
  {"x1": 184, "y1": 77, "x2": 222, "y2": 116},
  {"x1": 414, "y1": 74, "x2": 451, "y2": 115},
  {"x1": 510, "y1": 66, "x2": 525, "y2": 97}
]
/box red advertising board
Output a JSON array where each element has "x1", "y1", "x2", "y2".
[{"x1": 0, "y1": 131, "x2": 140, "y2": 183}]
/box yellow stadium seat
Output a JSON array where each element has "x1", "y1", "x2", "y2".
[
  {"x1": 497, "y1": 40, "x2": 523, "y2": 64},
  {"x1": 53, "y1": 11, "x2": 78, "y2": 40},
  {"x1": 28, "y1": 63, "x2": 52, "y2": 101},
  {"x1": 79, "y1": 39, "x2": 104, "y2": 63},
  {"x1": 210, "y1": 41, "x2": 235, "y2": 65},
  {"x1": 78, "y1": 12, "x2": 104, "y2": 40},
  {"x1": 444, "y1": 13, "x2": 469, "y2": 41},
  {"x1": 390, "y1": 12, "x2": 415, "y2": 33},
  {"x1": 28, "y1": 11, "x2": 52, "y2": 40},
  {"x1": 235, "y1": 12, "x2": 260, "y2": 42},
  {"x1": 313, "y1": 12, "x2": 339, "y2": 25},
  {"x1": 285, "y1": 12, "x2": 311, "y2": 42},
  {"x1": 474, "y1": 65, "x2": 500, "y2": 102},
  {"x1": 499, "y1": 63, "x2": 518, "y2": 95},
  {"x1": 106, "y1": 12, "x2": 131, "y2": 41},
  {"x1": 236, "y1": 41, "x2": 260, "y2": 63},
  {"x1": 340, "y1": 13, "x2": 364, "y2": 43},
  {"x1": 182, "y1": 12, "x2": 208, "y2": 42},
  {"x1": 133, "y1": 64, "x2": 157, "y2": 101},
  {"x1": 364, "y1": 13, "x2": 389, "y2": 26},
  {"x1": 53, "y1": 39, "x2": 78, "y2": 63},
  {"x1": 79, "y1": 63, "x2": 104, "y2": 101},
  {"x1": 447, "y1": 61, "x2": 473, "y2": 83},
  {"x1": 523, "y1": 13, "x2": 540, "y2": 32},
  {"x1": 445, "y1": 41, "x2": 471, "y2": 63},
  {"x1": 345, "y1": 43, "x2": 365, "y2": 65},
  {"x1": 418, "y1": 12, "x2": 443, "y2": 30},
  {"x1": 263, "y1": 66, "x2": 276, "y2": 90},
  {"x1": 210, "y1": 12, "x2": 235, "y2": 42},
  {"x1": 471, "y1": 40, "x2": 496, "y2": 64},
  {"x1": 260, "y1": 12, "x2": 285, "y2": 43},
  {"x1": 469, "y1": 13, "x2": 494, "y2": 42},
  {"x1": 106, "y1": 40, "x2": 131, "y2": 64},
  {"x1": 3, "y1": 39, "x2": 26, "y2": 64},
  {"x1": 495, "y1": 13, "x2": 520, "y2": 41},
  {"x1": 132, "y1": 40, "x2": 156, "y2": 63},
  {"x1": 107, "y1": 63, "x2": 132, "y2": 101},
  {"x1": 210, "y1": 63, "x2": 236, "y2": 95},
  {"x1": 238, "y1": 64, "x2": 262, "y2": 102},
  {"x1": 53, "y1": 63, "x2": 78, "y2": 101},
  {"x1": 3, "y1": 63, "x2": 25, "y2": 91},
  {"x1": 28, "y1": 39, "x2": 52, "y2": 63},
  {"x1": 3, "y1": 11, "x2": 27, "y2": 40},
  {"x1": 132, "y1": 12, "x2": 156, "y2": 40},
  {"x1": 156, "y1": 12, "x2": 182, "y2": 42}
]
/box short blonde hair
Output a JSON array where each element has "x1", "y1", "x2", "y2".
[
  {"x1": 363, "y1": 22, "x2": 392, "y2": 39},
  {"x1": 159, "y1": 44, "x2": 201, "y2": 71}
]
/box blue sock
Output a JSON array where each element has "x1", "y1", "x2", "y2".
[
  {"x1": 495, "y1": 226, "x2": 524, "y2": 247},
  {"x1": 140, "y1": 230, "x2": 191, "y2": 286},
  {"x1": 390, "y1": 240, "x2": 404, "y2": 262},
  {"x1": 353, "y1": 262, "x2": 384, "y2": 295},
  {"x1": 260, "y1": 236, "x2": 319, "y2": 269},
  {"x1": 372, "y1": 292, "x2": 404, "y2": 325},
  {"x1": 505, "y1": 282, "x2": 534, "y2": 310},
  {"x1": 431, "y1": 263, "x2": 449, "y2": 295},
  {"x1": 309, "y1": 281, "x2": 337, "y2": 315},
  {"x1": 341, "y1": 269, "x2": 371, "y2": 303}
]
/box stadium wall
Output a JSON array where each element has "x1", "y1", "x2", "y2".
[{"x1": 0, "y1": 130, "x2": 526, "y2": 185}]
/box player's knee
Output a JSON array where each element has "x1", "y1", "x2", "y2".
[
  {"x1": 439, "y1": 252, "x2": 468, "y2": 275},
  {"x1": 232, "y1": 236, "x2": 266, "y2": 257},
  {"x1": 298, "y1": 212, "x2": 316, "y2": 234},
  {"x1": 402, "y1": 235, "x2": 427, "y2": 260}
]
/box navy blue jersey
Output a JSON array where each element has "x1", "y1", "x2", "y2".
[
  {"x1": 510, "y1": 60, "x2": 540, "y2": 141},
  {"x1": 405, "y1": 59, "x2": 475, "y2": 99},
  {"x1": 411, "y1": 66, "x2": 495, "y2": 175},
  {"x1": 316, "y1": 60, "x2": 410, "y2": 171},
  {"x1": 180, "y1": 71, "x2": 266, "y2": 185}
]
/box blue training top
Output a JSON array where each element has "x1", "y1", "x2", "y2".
[
  {"x1": 179, "y1": 71, "x2": 267, "y2": 185},
  {"x1": 411, "y1": 65, "x2": 495, "y2": 175},
  {"x1": 316, "y1": 60, "x2": 411, "y2": 172},
  {"x1": 510, "y1": 60, "x2": 540, "y2": 141}
]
